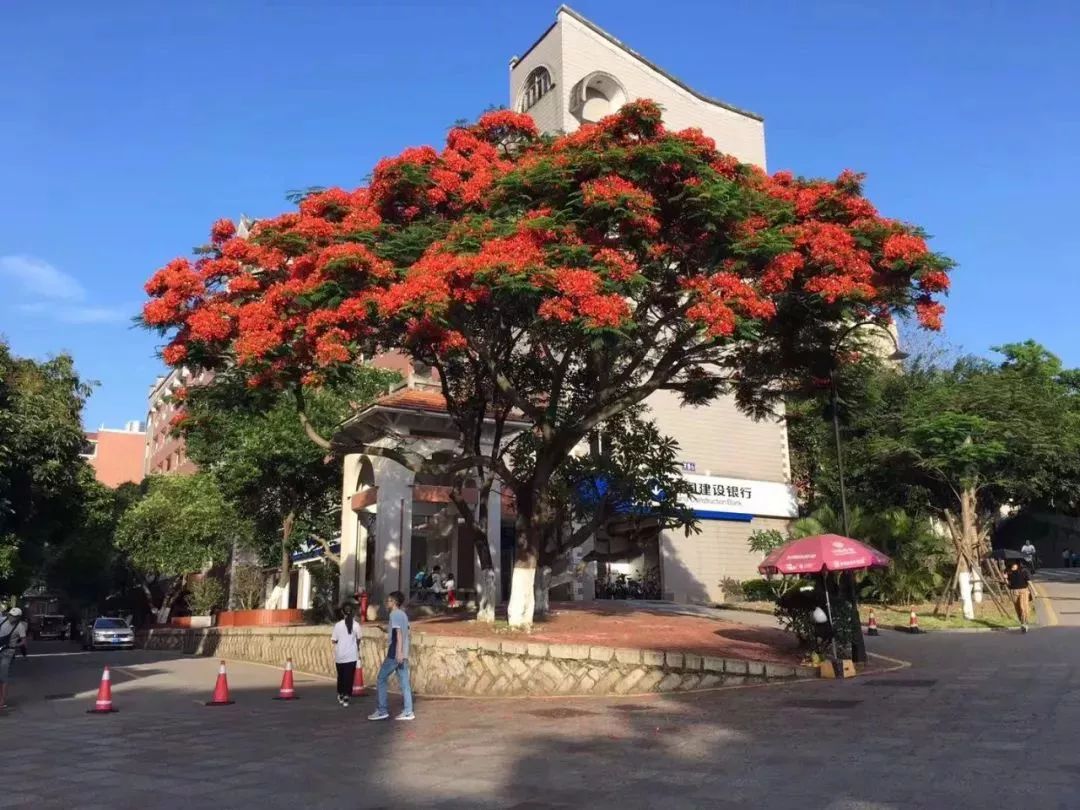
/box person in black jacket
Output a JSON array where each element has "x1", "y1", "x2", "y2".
[{"x1": 1006, "y1": 561, "x2": 1033, "y2": 633}]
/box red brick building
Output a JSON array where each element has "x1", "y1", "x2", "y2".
[{"x1": 82, "y1": 421, "x2": 146, "y2": 488}]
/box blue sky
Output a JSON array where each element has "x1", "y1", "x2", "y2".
[{"x1": 2, "y1": 1, "x2": 1077, "y2": 428}]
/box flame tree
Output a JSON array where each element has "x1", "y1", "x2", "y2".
[{"x1": 143, "y1": 100, "x2": 951, "y2": 627}]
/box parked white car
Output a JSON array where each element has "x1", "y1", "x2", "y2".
[{"x1": 83, "y1": 617, "x2": 135, "y2": 650}]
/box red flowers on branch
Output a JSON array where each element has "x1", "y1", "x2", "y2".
[{"x1": 142, "y1": 98, "x2": 953, "y2": 390}]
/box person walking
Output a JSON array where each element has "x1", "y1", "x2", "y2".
[
  {"x1": 1021, "y1": 540, "x2": 1037, "y2": 572},
  {"x1": 330, "y1": 599, "x2": 362, "y2": 707},
  {"x1": 0, "y1": 608, "x2": 28, "y2": 710},
  {"x1": 368, "y1": 591, "x2": 414, "y2": 721},
  {"x1": 1006, "y1": 561, "x2": 1033, "y2": 633}
]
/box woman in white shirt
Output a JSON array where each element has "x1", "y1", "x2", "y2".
[{"x1": 330, "y1": 600, "x2": 362, "y2": 707}]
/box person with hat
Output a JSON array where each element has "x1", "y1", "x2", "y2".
[
  {"x1": 0, "y1": 607, "x2": 28, "y2": 710},
  {"x1": 330, "y1": 599, "x2": 362, "y2": 707}
]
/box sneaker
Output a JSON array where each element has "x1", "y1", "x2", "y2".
[
  {"x1": 337, "y1": 695, "x2": 344, "y2": 706},
  {"x1": 342, "y1": 696, "x2": 350, "y2": 707},
  {"x1": 1021, "y1": 624, "x2": 1029, "y2": 633},
  {"x1": 395, "y1": 711, "x2": 415, "y2": 721},
  {"x1": 367, "y1": 710, "x2": 390, "y2": 721}
]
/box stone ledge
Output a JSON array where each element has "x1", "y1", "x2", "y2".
[{"x1": 137, "y1": 625, "x2": 804, "y2": 698}]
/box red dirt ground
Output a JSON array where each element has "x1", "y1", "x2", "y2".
[{"x1": 412, "y1": 602, "x2": 801, "y2": 664}]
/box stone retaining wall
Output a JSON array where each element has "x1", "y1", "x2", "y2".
[{"x1": 138, "y1": 625, "x2": 816, "y2": 697}]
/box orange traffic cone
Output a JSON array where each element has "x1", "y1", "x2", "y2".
[
  {"x1": 273, "y1": 658, "x2": 299, "y2": 701},
  {"x1": 867, "y1": 609, "x2": 879, "y2": 636},
  {"x1": 908, "y1": 610, "x2": 922, "y2": 634},
  {"x1": 87, "y1": 666, "x2": 118, "y2": 714},
  {"x1": 351, "y1": 661, "x2": 366, "y2": 696},
  {"x1": 206, "y1": 660, "x2": 235, "y2": 706}
]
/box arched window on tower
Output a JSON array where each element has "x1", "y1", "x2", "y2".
[{"x1": 519, "y1": 66, "x2": 553, "y2": 112}]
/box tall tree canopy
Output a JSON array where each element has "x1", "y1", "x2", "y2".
[
  {"x1": 176, "y1": 367, "x2": 395, "y2": 598},
  {"x1": 0, "y1": 341, "x2": 91, "y2": 592},
  {"x1": 115, "y1": 473, "x2": 243, "y2": 622},
  {"x1": 142, "y1": 100, "x2": 952, "y2": 625}
]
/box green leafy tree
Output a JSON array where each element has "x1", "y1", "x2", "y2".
[
  {"x1": 177, "y1": 368, "x2": 394, "y2": 599},
  {"x1": 0, "y1": 341, "x2": 92, "y2": 591},
  {"x1": 790, "y1": 340, "x2": 1080, "y2": 609},
  {"x1": 115, "y1": 474, "x2": 243, "y2": 622},
  {"x1": 46, "y1": 472, "x2": 144, "y2": 611}
]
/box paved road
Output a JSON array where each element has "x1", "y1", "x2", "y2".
[{"x1": 5, "y1": 615, "x2": 1080, "y2": 808}]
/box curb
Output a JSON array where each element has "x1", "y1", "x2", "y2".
[{"x1": 1032, "y1": 583, "x2": 1060, "y2": 627}]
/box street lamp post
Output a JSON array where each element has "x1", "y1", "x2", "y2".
[{"x1": 829, "y1": 322, "x2": 908, "y2": 665}]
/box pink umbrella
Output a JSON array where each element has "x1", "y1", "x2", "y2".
[
  {"x1": 758, "y1": 534, "x2": 891, "y2": 576},
  {"x1": 759, "y1": 534, "x2": 890, "y2": 663}
]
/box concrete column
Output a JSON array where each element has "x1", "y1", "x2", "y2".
[
  {"x1": 338, "y1": 453, "x2": 363, "y2": 599},
  {"x1": 486, "y1": 486, "x2": 503, "y2": 602},
  {"x1": 374, "y1": 467, "x2": 413, "y2": 604}
]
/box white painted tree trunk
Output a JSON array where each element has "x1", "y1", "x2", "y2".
[
  {"x1": 507, "y1": 565, "x2": 536, "y2": 629},
  {"x1": 972, "y1": 568, "x2": 984, "y2": 604},
  {"x1": 154, "y1": 604, "x2": 173, "y2": 624},
  {"x1": 534, "y1": 566, "x2": 552, "y2": 618},
  {"x1": 958, "y1": 570, "x2": 975, "y2": 620},
  {"x1": 477, "y1": 568, "x2": 498, "y2": 623}
]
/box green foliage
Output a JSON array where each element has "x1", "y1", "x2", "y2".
[
  {"x1": 306, "y1": 560, "x2": 340, "y2": 624},
  {"x1": 740, "y1": 578, "x2": 782, "y2": 602},
  {"x1": 748, "y1": 529, "x2": 786, "y2": 555},
  {"x1": 230, "y1": 564, "x2": 265, "y2": 610},
  {"x1": 179, "y1": 367, "x2": 396, "y2": 568},
  {"x1": 0, "y1": 341, "x2": 92, "y2": 590},
  {"x1": 187, "y1": 577, "x2": 226, "y2": 615},
  {"x1": 116, "y1": 474, "x2": 240, "y2": 581},
  {"x1": 790, "y1": 505, "x2": 951, "y2": 606}
]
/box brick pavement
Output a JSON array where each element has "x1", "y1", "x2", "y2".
[{"x1": 6, "y1": 625, "x2": 1080, "y2": 808}]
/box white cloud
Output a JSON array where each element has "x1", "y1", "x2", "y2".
[
  {"x1": 3, "y1": 255, "x2": 129, "y2": 327},
  {"x1": 0, "y1": 255, "x2": 86, "y2": 301}
]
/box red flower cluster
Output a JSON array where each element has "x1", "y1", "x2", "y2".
[{"x1": 142, "y1": 98, "x2": 952, "y2": 390}]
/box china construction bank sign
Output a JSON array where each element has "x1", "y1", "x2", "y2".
[{"x1": 678, "y1": 473, "x2": 798, "y2": 521}]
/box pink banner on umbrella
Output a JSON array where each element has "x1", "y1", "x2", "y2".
[{"x1": 758, "y1": 533, "x2": 891, "y2": 575}]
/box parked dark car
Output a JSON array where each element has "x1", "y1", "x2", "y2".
[{"x1": 32, "y1": 614, "x2": 69, "y2": 640}]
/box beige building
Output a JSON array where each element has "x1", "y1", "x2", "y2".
[
  {"x1": 512, "y1": 6, "x2": 795, "y2": 604},
  {"x1": 144, "y1": 366, "x2": 211, "y2": 476},
  {"x1": 334, "y1": 6, "x2": 796, "y2": 610}
]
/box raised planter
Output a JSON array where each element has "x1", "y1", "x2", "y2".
[
  {"x1": 170, "y1": 615, "x2": 214, "y2": 629},
  {"x1": 216, "y1": 609, "x2": 305, "y2": 627},
  {"x1": 138, "y1": 624, "x2": 818, "y2": 696}
]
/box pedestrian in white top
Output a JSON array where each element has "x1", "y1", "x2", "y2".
[
  {"x1": 330, "y1": 600, "x2": 362, "y2": 707},
  {"x1": 0, "y1": 608, "x2": 28, "y2": 711},
  {"x1": 1021, "y1": 541, "x2": 1037, "y2": 571}
]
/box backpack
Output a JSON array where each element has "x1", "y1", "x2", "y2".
[{"x1": 422, "y1": 573, "x2": 435, "y2": 589}]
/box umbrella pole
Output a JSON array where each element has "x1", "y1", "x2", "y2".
[{"x1": 823, "y1": 572, "x2": 840, "y2": 663}]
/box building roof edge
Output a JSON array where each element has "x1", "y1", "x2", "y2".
[{"x1": 556, "y1": 5, "x2": 765, "y2": 122}]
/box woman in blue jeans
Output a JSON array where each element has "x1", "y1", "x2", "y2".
[{"x1": 368, "y1": 590, "x2": 414, "y2": 721}]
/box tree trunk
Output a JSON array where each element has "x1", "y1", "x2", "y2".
[
  {"x1": 956, "y1": 488, "x2": 980, "y2": 619},
  {"x1": 276, "y1": 510, "x2": 296, "y2": 610},
  {"x1": 155, "y1": 574, "x2": 187, "y2": 624},
  {"x1": 507, "y1": 508, "x2": 542, "y2": 629},
  {"x1": 534, "y1": 566, "x2": 552, "y2": 618}
]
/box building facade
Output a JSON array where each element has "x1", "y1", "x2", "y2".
[
  {"x1": 510, "y1": 6, "x2": 795, "y2": 604},
  {"x1": 144, "y1": 366, "x2": 211, "y2": 476},
  {"x1": 333, "y1": 6, "x2": 797, "y2": 608},
  {"x1": 82, "y1": 421, "x2": 146, "y2": 488}
]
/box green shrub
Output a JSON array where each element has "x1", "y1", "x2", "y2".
[
  {"x1": 187, "y1": 577, "x2": 225, "y2": 615},
  {"x1": 719, "y1": 577, "x2": 744, "y2": 602},
  {"x1": 741, "y1": 578, "x2": 779, "y2": 602}
]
